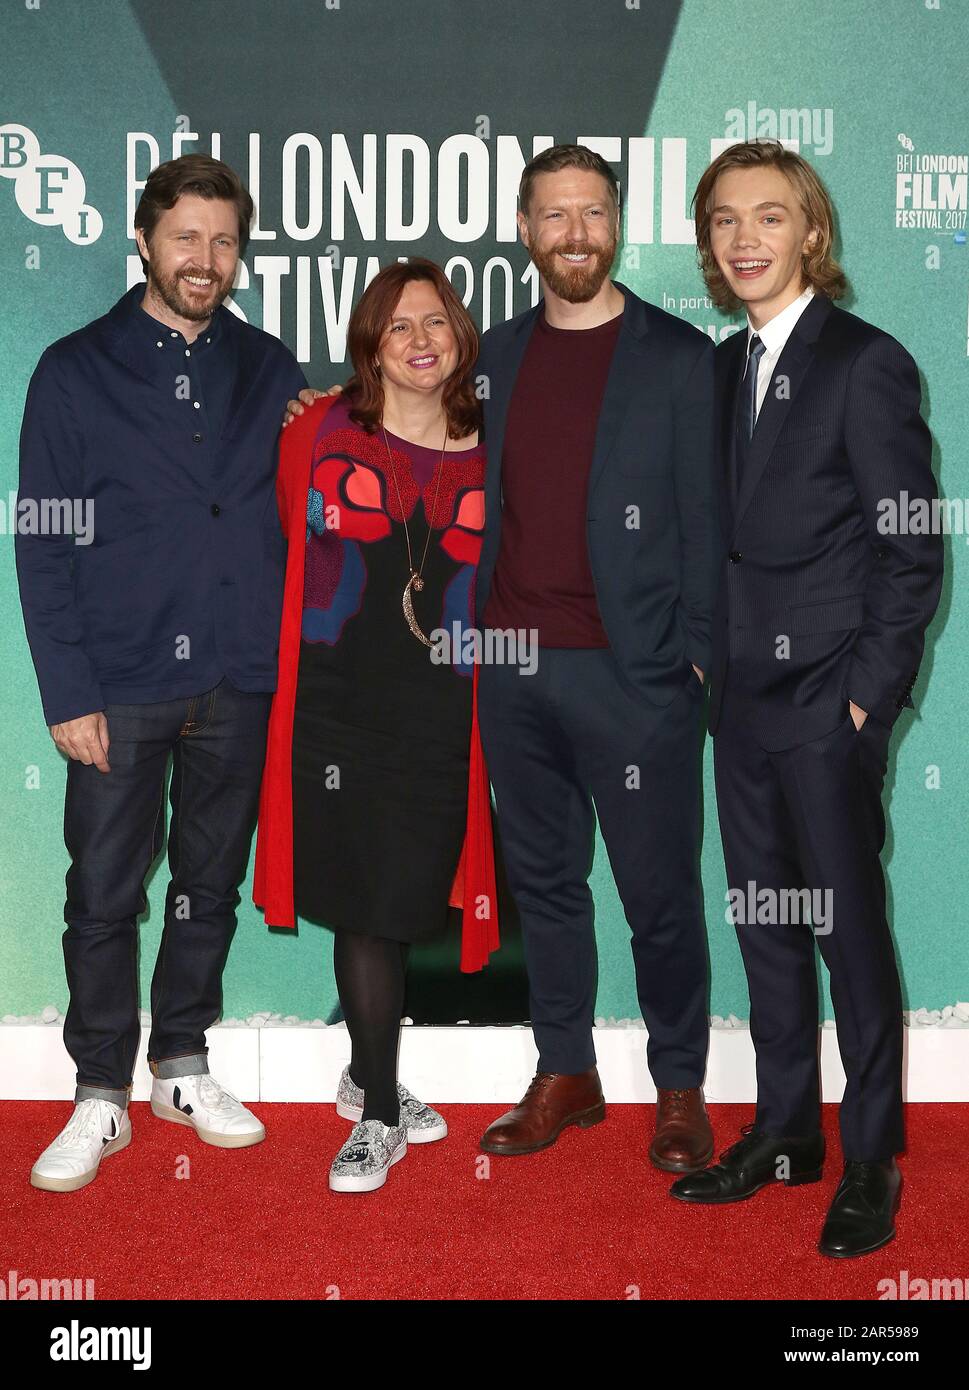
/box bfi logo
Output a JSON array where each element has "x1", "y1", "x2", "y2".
[{"x1": 0, "y1": 123, "x2": 103, "y2": 243}]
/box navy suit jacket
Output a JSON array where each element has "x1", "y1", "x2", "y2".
[
  {"x1": 16, "y1": 287, "x2": 307, "y2": 726},
  {"x1": 474, "y1": 283, "x2": 718, "y2": 705},
  {"x1": 709, "y1": 292, "x2": 943, "y2": 749}
]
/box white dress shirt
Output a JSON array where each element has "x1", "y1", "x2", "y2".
[{"x1": 748, "y1": 286, "x2": 815, "y2": 420}]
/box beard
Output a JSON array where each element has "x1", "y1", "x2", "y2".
[
  {"x1": 149, "y1": 264, "x2": 231, "y2": 322},
  {"x1": 529, "y1": 233, "x2": 618, "y2": 303}
]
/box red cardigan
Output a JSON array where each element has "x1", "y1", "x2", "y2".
[{"x1": 252, "y1": 397, "x2": 500, "y2": 972}]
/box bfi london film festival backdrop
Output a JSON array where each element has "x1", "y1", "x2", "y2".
[{"x1": 0, "y1": 0, "x2": 966, "y2": 1040}]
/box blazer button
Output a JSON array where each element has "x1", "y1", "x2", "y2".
[
  {"x1": 728, "y1": 550, "x2": 743, "y2": 563},
  {"x1": 193, "y1": 433, "x2": 203, "y2": 443},
  {"x1": 211, "y1": 503, "x2": 220, "y2": 516}
]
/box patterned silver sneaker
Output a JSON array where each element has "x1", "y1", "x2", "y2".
[
  {"x1": 335, "y1": 1066, "x2": 448, "y2": 1143},
  {"x1": 329, "y1": 1119, "x2": 407, "y2": 1192}
]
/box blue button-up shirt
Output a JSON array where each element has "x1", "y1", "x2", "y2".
[
  {"x1": 132, "y1": 296, "x2": 235, "y2": 447},
  {"x1": 16, "y1": 286, "x2": 307, "y2": 725}
]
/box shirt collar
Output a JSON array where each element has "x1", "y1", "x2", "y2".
[
  {"x1": 132, "y1": 288, "x2": 223, "y2": 355},
  {"x1": 748, "y1": 285, "x2": 814, "y2": 358}
]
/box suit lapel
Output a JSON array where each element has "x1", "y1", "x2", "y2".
[
  {"x1": 587, "y1": 285, "x2": 650, "y2": 503},
  {"x1": 718, "y1": 332, "x2": 745, "y2": 527},
  {"x1": 484, "y1": 284, "x2": 647, "y2": 521},
  {"x1": 481, "y1": 304, "x2": 540, "y2": 521},
  {"x1": 732, "y1": 293, "x2": 832, "y2": 531}
]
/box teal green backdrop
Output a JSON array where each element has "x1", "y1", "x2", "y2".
[{"x1": 1, "y1": 0, "x2": 965, "y2": 1022}]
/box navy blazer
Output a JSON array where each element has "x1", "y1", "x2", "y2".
[
  {"x1": 16, "y1": 287, "x2": 307, "y2": 726},
  {"x1": 708, "y1": 293, "x2": 943, "y2": 749},
  {"x1": 474, "y1": 283, "x2": 718, "y2": 705}
]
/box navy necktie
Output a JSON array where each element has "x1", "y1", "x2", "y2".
[
  {"x1": 740, "y1": 333, "x2": 766, "y2": 442},
  {"x1": 739, "y1": 330, "x2": 761, "y2": 439}
]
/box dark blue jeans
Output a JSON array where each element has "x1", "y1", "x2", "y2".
[{"x1": 62, "y1": 677, "x2": 272, "y2": 1105}]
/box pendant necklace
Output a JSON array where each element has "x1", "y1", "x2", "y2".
[{"x1": 380, "y1": 419, "x2": 448, "y2": 647}]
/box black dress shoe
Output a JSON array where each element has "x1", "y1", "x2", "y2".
[
  {"x1": 669, "y1": 1123, "x2": 825, "y2": 1204},
  {"x1": 818, "y1": 1159, "x2": 901, "y2": 1258}
]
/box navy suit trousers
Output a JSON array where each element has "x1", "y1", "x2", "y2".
[
  {"x1": 714, "y1": 681, "x2": 904, "y2": 1160},
  {"x1": 477, "y1": 647, "x2": 709, "y2": 1085}
]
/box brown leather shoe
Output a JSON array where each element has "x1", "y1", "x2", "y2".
[
  {"x1": 479, "y1": 1069, "x2": 605, "y2": 1155},
  {"x1": 649, "y1": 1087, "x2": 714, "y2": 1173}
]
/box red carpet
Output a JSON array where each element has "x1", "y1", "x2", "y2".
[{"x1": 2, "y1": 1102, "x2": 965, "y2": 1300}]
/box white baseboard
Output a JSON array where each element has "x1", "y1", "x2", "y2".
[{"x1": 2, "y1": 1021, "x2": 967, "y2": 1103}]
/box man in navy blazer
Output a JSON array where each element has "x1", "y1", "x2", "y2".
[
  {"x1": 17, "y1": 155, "x2": 306, "y2": 1191},
  {"x1": 670, "y1": 141, "x2": 943, "y2": 1258},
  {"x1": 472, "y1": 146, "x2": 720, "y2": 1170}
]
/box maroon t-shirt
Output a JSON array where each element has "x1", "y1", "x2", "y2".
[{"x1": 482, "y1": 307, "x2": 623, "y2": 646}]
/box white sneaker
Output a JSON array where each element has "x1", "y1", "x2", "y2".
[
  {"x1": 329, "y1": 1119, "x2": 408, "y2": 1193},
  {"x1": 335, "y1": 1066, "x2": 448, "y2": 1143},
  {"x1": 150, "y1": 1073, "x2": 265, "y2": 1148},
  {"x1": 30, "y1": 1099, "x2": 131, "y2": 1192}
]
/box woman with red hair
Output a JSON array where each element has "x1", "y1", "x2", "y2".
[{"x1": 254, "y1": 260, "x2": 500, "y2": 1192}]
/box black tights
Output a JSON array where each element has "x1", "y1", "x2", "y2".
[{"x1": 333, "y1": 932, "x2": 410, "y2": 1126}]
